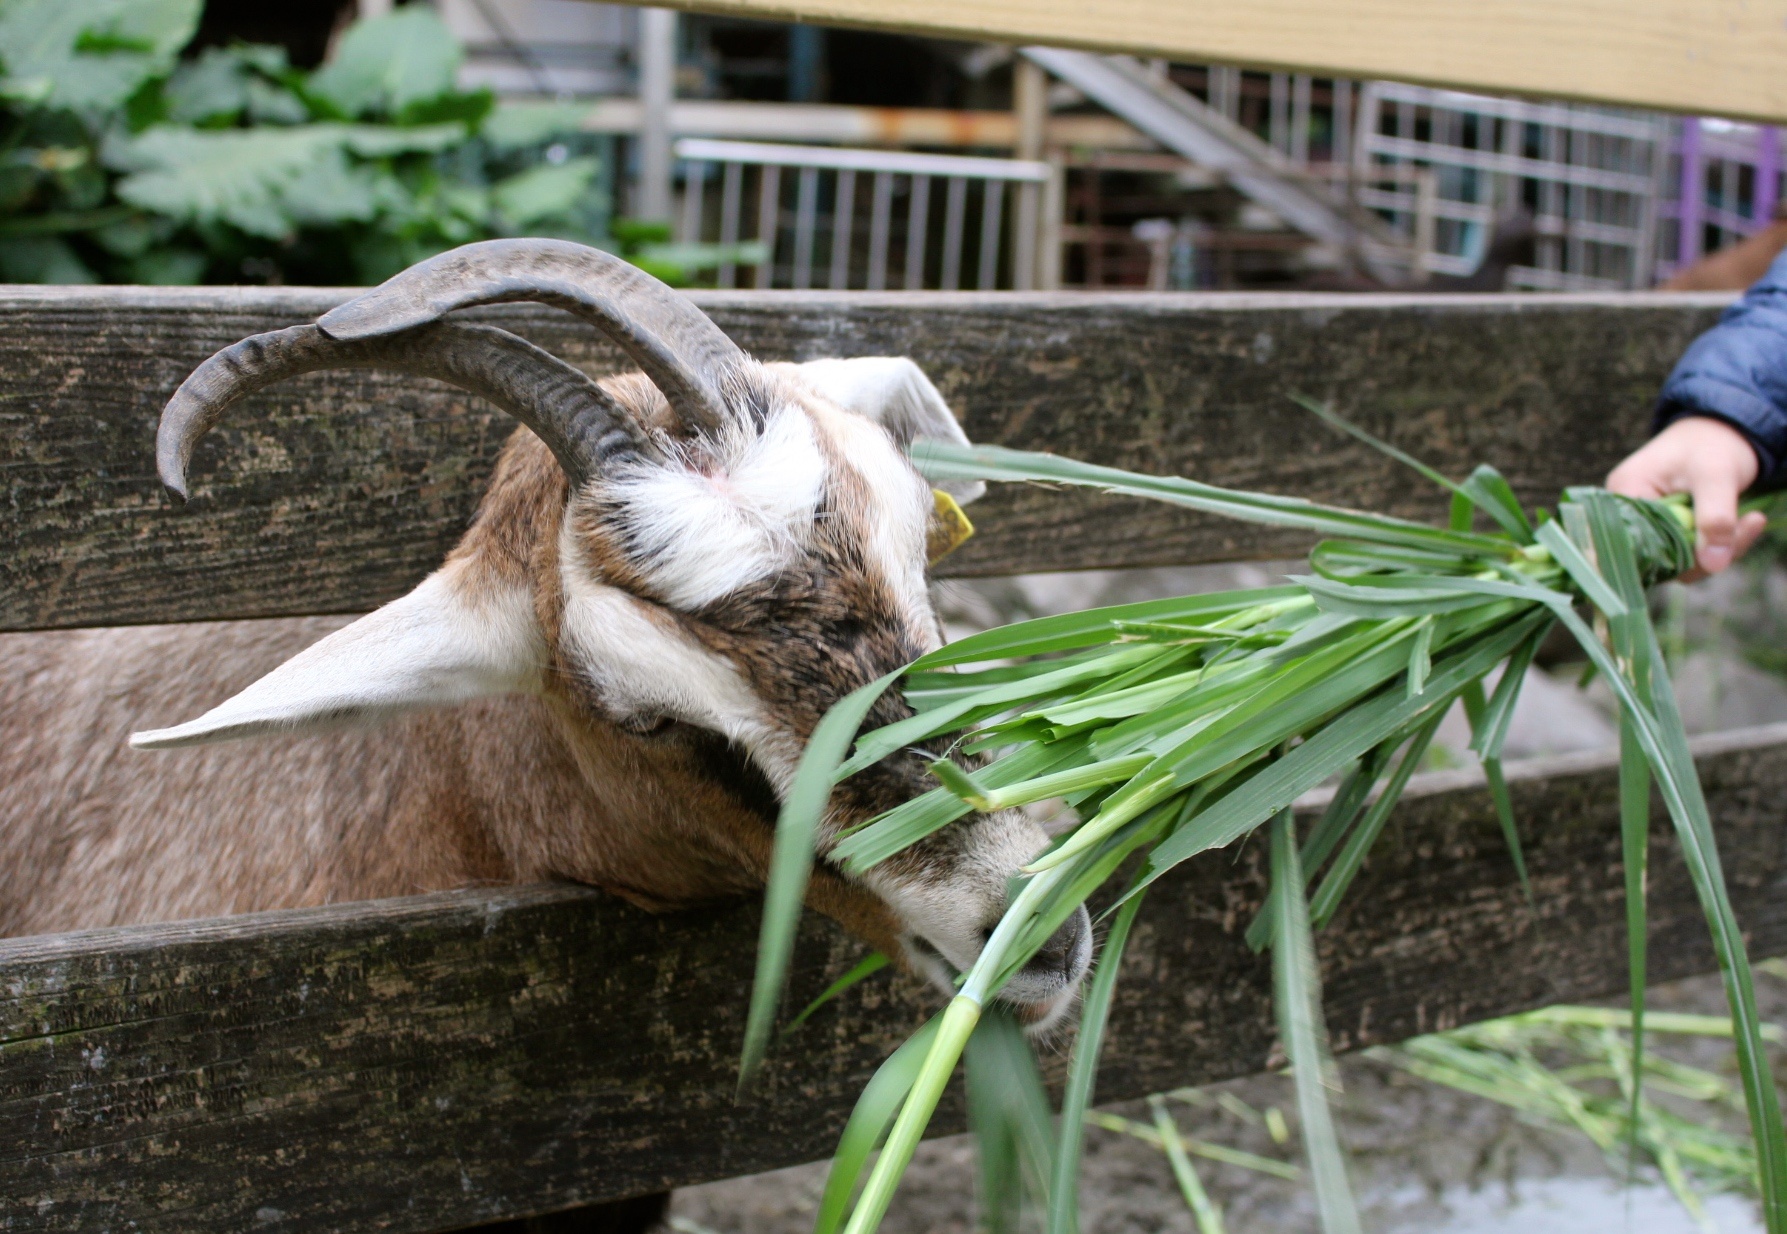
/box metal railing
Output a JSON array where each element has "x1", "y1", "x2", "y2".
[
  {"x1": 672, "y1": 138, "x2": 1057, "y2": 291},
  {"x1": 1661, "y1": 118, "x2": 1784, "y2": 277},
  {"x1": 1350, "y1": 82, "x2": 1666, "y2": 290}
]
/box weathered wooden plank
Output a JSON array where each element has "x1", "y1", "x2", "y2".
[
  {"x1": 650, "y1": 0, "x2": 1787, "y2": 125},
  {"x1": 3, "y1": 724, "x2": 1783, "y2": 1233},
  {"x1": 0, "y1": 287, "x2": 1727, "y2": 631}
]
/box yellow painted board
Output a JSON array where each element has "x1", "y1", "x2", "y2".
[{"x1": 638, "y1": 0, "x2": 1787, "y2": 122}]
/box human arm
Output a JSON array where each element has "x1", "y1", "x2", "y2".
[{"x1": 1605, "y1": 247, "x2": 1787, "y2": 576}]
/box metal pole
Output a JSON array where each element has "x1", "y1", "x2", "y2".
[
  {"x1": 1039, "y1": 155, "x2": 1065, "y2": 289},
  {"x1": 1677, "y1": 117, "x2": 1703, "y2": 267},
  {"x1": 1756, "y1": 126, "x2": 1781, "y2": 228},
  {"x1": 636, "y1": 7, "x2": 676, "y2": 222},
  {"x1": 1013, "y1": 57, "x2": 1047, "y2": 290}
]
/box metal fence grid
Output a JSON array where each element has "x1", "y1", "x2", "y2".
[
  {"x1": 672, "y1": 138, "x2": 1051, "y2": 291},
  {"x1": 1349, "y1": 82, "x2": 1667, "y2": 289}
]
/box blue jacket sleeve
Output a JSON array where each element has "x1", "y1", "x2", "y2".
[{"x1": 1654, "y1": 246, "x2": 1787, "y2": 490}]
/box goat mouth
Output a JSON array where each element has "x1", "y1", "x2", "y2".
[{"x1": 900, "y1": 935, "x2": 1083, "y2": 1035}]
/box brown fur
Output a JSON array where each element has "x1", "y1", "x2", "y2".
[
  {"x1": 0, "y1": 356, "x2": 1093, "y2": 1022},
  {"x1": 0, "y1": 370, "x2": 952, "y2": 962}
]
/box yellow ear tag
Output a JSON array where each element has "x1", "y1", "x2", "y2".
[{"x1": 926, "y1": 488, "x2": 975, "y2": 564}]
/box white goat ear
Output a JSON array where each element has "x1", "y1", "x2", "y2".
[
  {"x1": 794, "y1": 356, "x2": 986, "y2": 503},
  {"x1": 130, "y1": 568, "x2": 542, "y2": 750}
]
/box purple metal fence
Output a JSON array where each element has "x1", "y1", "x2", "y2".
[{"x1": 1660, "y1": 118, "x2": 1783, "y2": 277}]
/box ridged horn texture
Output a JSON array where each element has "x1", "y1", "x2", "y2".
[
  {"x1": 157, "y1": 320, "x2": 648, "y2": 502},
  {"x1": 316, "y1": 238, "x2": 749, "y2": 435}
]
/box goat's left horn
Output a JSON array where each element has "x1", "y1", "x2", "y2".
[
  {"x1": 157, "y1": 320, "x2": 648, "y2": 502},
  {"x1": 316, "y1": 239, "x2": 748, "y2": 437}
]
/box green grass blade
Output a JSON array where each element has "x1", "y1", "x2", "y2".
[
  {"x1": 910, "y1": 589, "x2": 1302, "y2": 669},
  {"x1": 1270, "y1": 810, "x2": 1363, "y2": 1234},
  {"x1": 967, "y1": 1007, "x2": 1058, "y2": 1226},
  {"x1": 840, "y1": 647, "x2": 1161, "y2": 778},
  {"x1": 1135, "y1": 611, "x2": 1544, "y2": 892},
  {"x1": 912, "y1": 440, "x2": 1509, "y2": 556},
  {"x1": 835, "y1": 736, "x2": 1096, "y2": 873},
  {"x1": 1407, "y1": 618, "x2": 1433, "y2": 697},
  {"x1": 1467, "y1": 624, "x2": 1547, "y2": 761},
  {"x1": 1050, "y1": 890, "x2": 1146, "y2": 1234},
  {"x1": 1460, "y1": 464, "x2": 1535, "y2": 542},
  {"x1": 1149, "y1": 1095, "x2": 1227, "y2": 1234},
  {"x1": 740, "y1": 670, "x2": 903, "y2": 1094},
  {"x1": 843, "y1": 996, "x2": 983, "y2": 1234},
  {"x1": 784, "y1": 952, "x2": 892, "y2": 1036},
  {"x1": 1461, "y1": 680, "x2": 1531, "y2": 900},
  {"x1": 1292, "y1": 395, "x2": 1534, "y2": 543},
  {"x1": 1549, "y1": 505, "x2": 1787, "y2": 1230},
  {"x1": 1619, "y1": 714, "x2": 1652, "y2": 1181},
  {"x1": 1246, "y1": 749, "x2": 1384, "y2": 952},
  {"x1": 813, "y1": 1014, "x2": 943, "y2": 1234},
  {"x1": 1309, "y1": 708, "x2": 1446, "y2": 929},
  {"x1": 1534, "y1": 519, "x2": 1628, "y2": 619}
]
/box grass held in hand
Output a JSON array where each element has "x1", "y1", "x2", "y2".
[{"x1": 740, "y1": 407, "x2": 1787, "y2": 1234}]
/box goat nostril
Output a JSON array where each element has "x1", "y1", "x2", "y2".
[{"x1": 1022, "y1": 905, "x2": 1092, "y2": 980}]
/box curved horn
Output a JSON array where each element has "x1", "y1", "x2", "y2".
[
  {"x1": 158, "y1": 321, "x2": 647, "y2": 502},
  {"x1": 316, "y1": 239, "x2": 749, "y2": 436}
]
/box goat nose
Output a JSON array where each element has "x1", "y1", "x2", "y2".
[{"x1": 1021, "y1": 903, "x2": 1093, "y2": 986}]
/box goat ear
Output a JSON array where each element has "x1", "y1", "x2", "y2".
[
  {"x1": 793, "y1": 357, "x2": 986, "y2": 503},
  {"x1": 130, "y1": 567, "x2": 542, "y2": 750}
]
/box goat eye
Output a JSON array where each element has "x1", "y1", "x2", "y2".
[{"x1": 620, "y1": 713, "x2": 678, "y2": 738}]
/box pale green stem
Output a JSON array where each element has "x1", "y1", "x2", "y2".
[
  {"x1": 1026, "y1": 773, "x2": 1178, "y2": 872},
  {"x1": 842, "y1": 864, "x2": 1072, "y2": 1234}
]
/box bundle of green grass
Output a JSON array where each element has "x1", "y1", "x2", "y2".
[{"x1": 739, "y1": 406, "x2": 1786, "y2": 1234}]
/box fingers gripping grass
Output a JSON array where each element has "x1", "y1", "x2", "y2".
[{"x1": 742, "y1": 413, "x2": 1782, "y2": 1234}]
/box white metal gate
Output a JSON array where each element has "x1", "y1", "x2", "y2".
[
  {"x1": 1347, "y1": 83, "x2": 1667, "y2": 289},
  {"x1": 672, "y1": 138, "x2": 1053, "y2": 291}
]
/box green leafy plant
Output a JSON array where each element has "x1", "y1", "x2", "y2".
[
  {"x1": 744, "y1": 404, "x2": 1787, "y2": 1234},
  {"x1": 0, "y1": 0, "x2": 618, "y2": 285}
]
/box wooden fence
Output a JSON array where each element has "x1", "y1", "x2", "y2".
[{"x1": 2, "y1": 287, "x2": 1782, "y2": 1232}]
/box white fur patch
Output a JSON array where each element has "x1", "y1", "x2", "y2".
[
  {"x1": 810, "y1": 401, "x2": 939, "y2": 648},
  {"x1": 557, "y1": 538, "x2": 802, "y2": 791},
  {"x1": 787, "y1": 356, "x2": 986, "y2": 504},
  {"x1": 607, "y1": 404, "x2": 825, "y2": 610},
  {"x1": 130, "y1": 564, "x2": 543, "y2": 749}
]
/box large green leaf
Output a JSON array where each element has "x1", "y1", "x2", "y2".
[
  {"x1": 0, "y1": 0, "x2": 200, "y2": 112},
  {"x1": 492, "y1": 157, "x2": 600, "y2": 230},
  {"x1": 110, "y1": 122, "x2": 463, "y2": 238},
  {"x1": 306, "y1": 5, "x2": 461, "y2": 119},
  {"x1": 164, "y1": 44, "x2": 304, "y2": 125},
  {"x1": 482, "y1": 101, "x2": 592, "y2": 150}
]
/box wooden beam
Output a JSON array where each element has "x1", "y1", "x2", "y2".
[
  {"x1": 646, "y1": 0, "x2": 1787, "y2": 124},
  {"x1": 3, "y1": 724, "x2": 1783, "y2": 1232},
  {"x1": 576, "y1": 98, "x2": 1152, "y2": 150},
  {"x1": 0, "y1": 287, "x2": 1728, "y2": 632}
]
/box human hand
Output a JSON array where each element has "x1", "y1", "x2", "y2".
[{"x1": 1606, "y1": 416, "x2": 1766, "y2": 579}]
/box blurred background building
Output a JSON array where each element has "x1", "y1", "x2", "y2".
[{"x1": 115, "y1": 0, "x2": 1787, "y2": 291}]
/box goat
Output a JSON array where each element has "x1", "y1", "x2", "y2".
[{"x1": 0, "y1": 239, "x2": 1091, "y2": 1027}]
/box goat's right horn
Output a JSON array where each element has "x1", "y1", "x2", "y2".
[
  {"x1": 316, "y1": 239, "x2": 748, "y2": 437},
  {"x1": 157, "y1": 320, "x2": 647, "y2": 502}
]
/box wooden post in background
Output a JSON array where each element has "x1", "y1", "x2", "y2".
[
  {"x1": 1012, "y1": 57, "x2": 1047, "y2": 290},
  {"x1": 636, "y1": 7, "x2": 678, "y2": 222}
]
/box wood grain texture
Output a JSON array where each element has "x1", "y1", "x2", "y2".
[
  {"x1": 650, "y1": 0, "x2": 1787, "y2": 123},
  {"x1": 0, "y1": 286, "x2": 1729, "y2": 631},
  {"x1": 3, "y1": 723, "x2": 1784, "y2": 1233}
]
